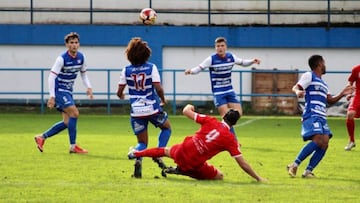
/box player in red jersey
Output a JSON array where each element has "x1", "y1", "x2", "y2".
[
  {"x1": 128, "y1": 104, "x2": 267, "y2": 182},
  {"x1": 345, "y1": 64, "x2": 360, "y2": 151}
]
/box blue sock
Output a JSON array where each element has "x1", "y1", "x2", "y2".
[
  {"x1": 135, "y1": 142, "x2": 147, "y2": 161},
  {"x1": 68, "y1": 117, "x2": 77, "y2": 145},
  {"x1": 135, "y1": 142, "x2": 147, "y2": 151},
  {"x1": 294, "y1": 141, "x2": 318, "y2": 165},
  {"x1": 158, "y1": 128, "x2": 171, "y2": 147},
  {"x1": 307, "y1": 147, "x2": 326, "y2": 171},
  {"x1": 43, "y1": 121, "x2": 67, "y2": 138}
]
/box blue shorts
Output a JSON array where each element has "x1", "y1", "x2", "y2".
[
  {"x1": 55, "y1": 91, "x2": 75, "y2": 112},
  {"x1": 213, "y1": 91, "x2": 239, "y2": 107},
  {"x1": 130, "y1": 111, "x2": 168, "y2": 135},
  {"x1": 301, "y1": 117, "x2": 332, "y2": 141}
]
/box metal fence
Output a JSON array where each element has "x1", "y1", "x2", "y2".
[{"x1": 0, "y1": 68, "x2": 351, "y2": 115}]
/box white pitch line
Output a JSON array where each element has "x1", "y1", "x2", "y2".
[{"x1": 234, "y1": 117, "x2": 262, "y2": 127}]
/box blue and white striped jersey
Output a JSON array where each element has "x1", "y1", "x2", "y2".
[
  {"x1": 51, "y1": 51, "x2": 86, "y2": 94},
  {"x1": 118, "y1": 62, "x2": 162, "y2": 117},
  {"x1": 198, "y1": 52, "x2": 250, "y2": 96},
  {"x1": 297, "y1": 71, "x2": 329, "y2": 120}
]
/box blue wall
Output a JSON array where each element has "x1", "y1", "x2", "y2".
[{"x1": 1, "y1": 25, "x2": 359, "y2": 69}]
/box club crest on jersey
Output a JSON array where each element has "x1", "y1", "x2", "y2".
[
  {"x1": 77, "y1": 59, "x2": 82, "y2": 64},
  {"x1": 314, "y1": 85, "x2": 327, "y2": 93}
]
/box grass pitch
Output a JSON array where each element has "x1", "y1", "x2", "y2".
[{"x1": 0, "y1": 113, "x2": 359, "y2": 202}]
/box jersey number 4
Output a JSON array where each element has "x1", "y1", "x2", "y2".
[{"x1": 205, "y1": 129, "x2": 220, "y2": 143}]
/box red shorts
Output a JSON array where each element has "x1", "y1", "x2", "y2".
[
  {"x1": 348, "y1": 96, "x2": 360, "y2": 118},
  {"x1": 169, "y1": 144, "x2": 218, "y2": 180}
]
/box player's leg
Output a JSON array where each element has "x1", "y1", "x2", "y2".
[
  {"x1": 131, "y1": 130, "x2": 148, "y2": 178},
  {"x1": 63, "y1": 105, "x2": 87, "y2": 153},
  {"x1": 130, "y1": 147, "x2": 167, "y2": 159},
  {"x1": 228, "y1": 103, "x2": 243, "y2": 116},
  {"x1": 130, "y1": 117, "x2": 149, "y2": 152},
  {"x1": 217, "y1": 92, "x2": 241, "y2": 135},
  {"x1": 186, "y1": 162, "x2": 222, "y2": 180},
  {"x1": 303, "y1": 134, "x2": 329, "y2": 178},
  {"x1": 151, "y1": 111, "x2": 171, "y2": 148},
  {"x1": 150, "y1": 112, "x2": 172, "y2": 169},
  {"x1": 217, "y1": 104, "x2": 229, "y2": 117},
  {"x1": 287, "y1": 118, "x2": 319, "y2": 177},
  {"x1": 129, "y1": 117, "x2": 149, "y2": 178},
  {"x1": 345, "y1": 111, "x2": 356, "y2": 150},
  {"x1": 41, "y1": 118, "x2": 68, "y2": 139},
  {"x1": 345, "y1": 98, "x2": 358, "y2": 150},
  {"x1": 35, "y1": 119, "x2": 67, "y2": 152},
  {"x1": 287, "y1": 140, "x2": 318, "y2": 177},
  {"x1": 34, "y1": 93, "x2": 68, "y2": 152},
  {"x1": 227, "y1": 102, "x2": 242, "y2": 136},
  {"x1": 218, "y1": 104, "x2": 236, "y2": 135}
]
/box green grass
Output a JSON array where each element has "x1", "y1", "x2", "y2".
[{"x1": 0, "y1": 114, "x2": 360, "y2": 202}]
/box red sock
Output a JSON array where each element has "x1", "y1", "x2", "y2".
[
  {"x1": 134, "y1": 147, "x2": 165, "y2": 158},
  {"x1": 346, "y1": 118, "x2": 355, "y2": 142}
]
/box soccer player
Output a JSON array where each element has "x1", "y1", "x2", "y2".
[
  {"x1": 117, "y1": 37, "x2": 172, "y2": 178},
  {"x1": 34, "y1": 32, "x2": 93, "y2": 154},
  {"x1": 344, "y1": 64, "x2": 360, "y2": 151},
  {"x1": 184, "y1": 37, "x2": 260, "y2": 136},
  {"x1": 287, "y1": 55, "x2": 353, "y2": 178},
  {"x1": 128, "y1": 104, "x2": 267, "y2": 182}
]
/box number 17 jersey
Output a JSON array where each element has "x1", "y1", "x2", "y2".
[{"x1": 118, "y1": 62, "x2": 162, "y2": 117}]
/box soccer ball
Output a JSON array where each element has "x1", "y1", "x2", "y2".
[{"x1": 139, "y1": 8, "x2": 157, "y2": 25}]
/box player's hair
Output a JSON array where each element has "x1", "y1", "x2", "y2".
[
  {"x1": 223, "y1": 109, "x2": 240, "y2": 126},
  {"x1": 308, "y1": 55, "x2": 323, "y2": 70},
  {"x1": 126, "y1": 37, "x2": 151, "y2": 65},
  {"x1": 64, "y1": 32, "x2": 80, "y2": 43},
  {"x1": 214, "y1": 37, "x2": 227, "y2": 44}
]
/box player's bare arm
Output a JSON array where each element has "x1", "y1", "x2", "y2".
[
  {"x1": 327, "y1": 85, "x2": 353, "y2": 105},
  {"x1": 153, "y1": 83, "x2": 166, "y2": 105},
  {"x1": 292, "y1": 84, "x2": 305, "y2": 98},
  {"x1": 235, "y1": 156, "x2": 267, "y2": 182},
  {"x1": 116, "y1": 84, "x2": 126, "y2": 99}
]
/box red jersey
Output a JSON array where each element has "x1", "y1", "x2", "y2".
[
  {"x1": 348, "y1": 64, "x2": 360, "y2": 95},
  {"x1": 171, "y1": 113, "x2": 241, "y2": 170}
]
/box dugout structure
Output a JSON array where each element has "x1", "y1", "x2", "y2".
[{"x1": 251, "y1": 69, "x2": 299, "y2": 115}]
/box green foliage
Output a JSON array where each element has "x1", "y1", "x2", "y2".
[{"x1": 0, "y1": 114, "x2": 359, "y2": 202}]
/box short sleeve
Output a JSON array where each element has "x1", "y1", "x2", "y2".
[
  {"x1": 152, "y1": 64, "x2": 161, "y2": 83},
  {"x1": 297, "y1": 71, "x2": 312, "y2": 90},
  {"x1": 118, "y1": 68, "x2": 127, "y2": 85}
]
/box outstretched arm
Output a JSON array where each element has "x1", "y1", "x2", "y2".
[
  {"x1": 234, "y1": 156, "x2": 267, "y2": 182},
  {"x1": 327, "y1": 84, "x2": 353, "y2": 105}
]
